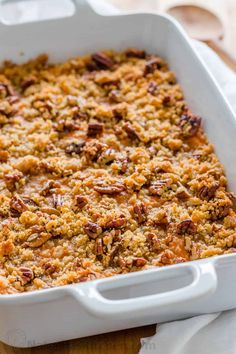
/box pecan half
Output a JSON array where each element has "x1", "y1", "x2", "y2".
[
  {"x1": 123, "y1": 122, "x2": 140, "y2": 141},
  {"x1": 27, "y1": 232, "x2": 52, "y2": 248},
  {"x1": 198, "y1": 183, "x2": 219, "y2": 201},
  {"x1": 94, "y1": 182, "x2": 125, "y2": 195},
  {"x1": 83, "y1": 139, "x2": 105, "y2": 161},
  {"x1": 133, "y1": 202, "x2": 147, "y2": 223},
  {"x1": 132, "y1": 257, "x2": 147, "y2": 267},
  {"x1": 87, "y1": 122, "x2": 103, "y2": 137},
  {"x1": 179, "y1": 113, "x2": 201, "y2": 137},
  {"x1": 21, "y1": 197, "x2": 38, "y2": 208},
  {"x1": 4, "y1": 171, "x2": 23, "y2": 191},
  {"x1": 65, "y1": 141, "x2": 85, "y2": 155},
  {"x1": 41, "y1": 180, "x2": 61, "y2": 196},
  {"x1": 105, "y1": 215, "x2": 126, "y2": 229},
  {"x1": 84, "y1": 222, "x2": 102, "y2": 239},
  {"x1": 160, "y1": 250, "x2": 175, "y2": 265},
  {"x1": 125, "y1": 48, "x2": 146, "y2": 58},
  {"x1": 149, "y1": 179, "x2": 172, "y2": 196},
  {"x1": 108, "y1": 244, "x2": 122, "y2": 265},
  {"x1": 91, "y1": 52, "x2": 114, "y2": 69},
  {"x1": 117, "y1": 256, "x2": 127, "y2": 268},
  {"x1": 74, "y1": 195, "x2": 88, "y2": 209},
  {"x1": 94, "y1": 238, "x2": 103, "y2": 256},
  {"x1": 10, "y1": 195, "x2": 28, "y2": 214},
  {"x1": 19, "y1": 267, "x2": 34, "y2": 284},
  {"x1": 52, "y1": 194, "x2": 64, "y2": 208},
  {"x1": 144, "y1": 57, "x2": 162, "y2": 75},
  {"x1": 176, "y1": 219, "x2": 197, "y2": 235},
  {"x1": 43, "y1": 262, "x2": 57, "y2": 275}
]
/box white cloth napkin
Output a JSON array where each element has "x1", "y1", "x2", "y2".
[
  {"x1": 88, "y1": 2, "x2": 236, "y2": 353},
  {"x1": 140, "y1": 311, "x2": 236, "y2": 354}
]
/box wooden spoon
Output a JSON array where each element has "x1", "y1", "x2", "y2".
[{"x1": 167, "y1": 5, "x2": 236, "y2": 71}]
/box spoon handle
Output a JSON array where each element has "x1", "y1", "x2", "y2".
[{"x1": 204, "y1": 39, "x2": 236, "y2": 72}]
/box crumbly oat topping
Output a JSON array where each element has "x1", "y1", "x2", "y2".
[{"x1": 0, "y1": 49, "x2": 235, "y2": 294}]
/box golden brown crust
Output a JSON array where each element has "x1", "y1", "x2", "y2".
[{"x1": 0, "y1": 49, "x2": 235, "y2": 294}]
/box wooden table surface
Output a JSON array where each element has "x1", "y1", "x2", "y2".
[{"x1": 1, "y1": 1, "x2": 236, "y2": 353}]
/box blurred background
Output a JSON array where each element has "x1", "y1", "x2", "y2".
[
  {"x1": 105, "y1": 0, "x2": 236, "y2": 69},
  {"x1": 0, "y1": 0, "x2": 235, "y2": 69}
]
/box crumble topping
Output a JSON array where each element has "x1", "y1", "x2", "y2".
[{"x1": 0, "y1": 49, "x2": 235, "y2": 294}]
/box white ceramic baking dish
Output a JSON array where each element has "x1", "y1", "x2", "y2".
[{"x1": 0, "y1": 0, "x2": 236, "y2": 348}]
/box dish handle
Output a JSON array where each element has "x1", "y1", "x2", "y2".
[{"x1": 70, "y1": 262, "x2": 217, "y2": 318}]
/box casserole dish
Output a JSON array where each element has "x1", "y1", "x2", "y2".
[{"x1": 0, "y1": 0, "x2": 236, "y2": 347}]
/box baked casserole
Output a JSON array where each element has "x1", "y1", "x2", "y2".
[{"x1": 0, "y1": 49, "x2": 235, "y2": 294}]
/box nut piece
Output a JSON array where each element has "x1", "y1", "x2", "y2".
[
  {"x1": 94, "y1": 182, "x2": 125, "y2": 195},
  {"x1": 19, "y1": 267, "x2": 34, "y2": 284},
  {"x1": 84, "y1": 222, "x2": 102, "y2": 239},
  {"x1": 41, "y1": 180, "x2": 61, "y2": 196},
  {"x1": 123, "y1": 122, "x2": 140, "y2": 141},
  {"x1": 65, "y1": 141, "x2": 85, "y2": 155},
  {"x1": 133, "y1": 203, "x2": 147, "y2": 223},
  {"x1": 147, "y1": 81, "x2": 158, "y2": 95},
  {"x1": 132, "y1": 258, "x2": 147, "y2": 267},
  {"x1": 4, "y1": 171, "x2": 23, "y2": 191},
  {"x1": 112, "y1": 104, "x2": 127, "y2": 121},
  {"x1": 125, "y1": 48, "x2": 146, "y2": 58},
  {"x1": 91, "y1": 52, "x2": 114, "y2": 69},
  {"x1": 21, "y1": 197, "x2": 38, "y2": 208},
  {"x1": 87, "y1": 123, "x2": 103, "y2": 137},
  {"x1": 211, "y1": 204, "x2": 231, "y2": 221},
  {"x1": 198, "y1": 183, "x2": 219, "y2": 201},
  {"x1": 94, "y1": 238, "x2": 103, "y2": 256},
  {"x1": 162, "y1": 95, "x2": 171, "y2": 106},
  {"x1": 144, "y1": 57, "x2": 162, "y2": 75},
  {"x1": 43, "y1": 262, "x2": 57, "y2": 275},
  {"x1": 97, "y1": 148, "x2": 116, "y2": 165},
  {"x1": 27, "y1": 232, "x2": 52, "y2": 248},
  {"x1": 74, "y1": 195, "x2": 88, "y2": 209},
  {"x1": 0, "y1": 83, "x2": 14, "y2": 98},
  {"x1": 105, "y1": 215, "x2": 126, "y2": 229},
  {"x1": 227, "y1": 192, "x2": 236, "y2": 211},
  {"x1": 177, "y1": 219, "x2": 197, "y2": 235},
  {"x1": 21, "y1": 76, "x2": 37, "y2": 91},
  {"x1": 179, "y1": 113, "x2": 201, "y2": 137},
  {"x1": 10, "y1": 195, "x2": 28, "y2": 214},
  {"x1": 149, "y1": 179, "x2": 172, "y2": 196},
  {"x1": 108, "y1": 244, "x2": 122, "y2": 265}
]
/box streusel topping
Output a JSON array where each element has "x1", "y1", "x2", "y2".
[{"x1": 0, "y1": 49, "x2": 235, "y2": 294}]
